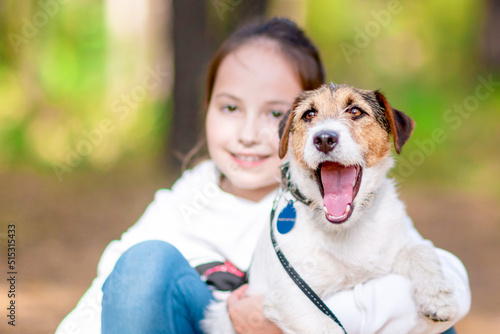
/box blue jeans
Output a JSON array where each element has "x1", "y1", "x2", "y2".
[{"x1": 101, "y1": 240, "x2": 215, "y2": 334}]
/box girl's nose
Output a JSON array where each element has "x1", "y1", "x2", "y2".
[{"x1": 238, "y1": 115, "x2": 260, "y2": 146}]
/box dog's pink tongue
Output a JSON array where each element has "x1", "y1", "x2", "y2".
[{"x1": 321, "y1": 162, "x2": 356, "y2": 217}]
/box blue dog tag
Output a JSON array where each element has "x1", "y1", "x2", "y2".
[{"x1": 277, "y1": 200, "x2": 296, "y2": 234}]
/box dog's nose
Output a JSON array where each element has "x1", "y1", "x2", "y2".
[{"x1": 314, "y1": 131, "x2": 338, "y2": 153}]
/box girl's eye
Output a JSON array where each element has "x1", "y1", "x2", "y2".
[
  {"x1": 223, "y1": 105, "x2": 238, "y2": 112},
  {"x1": 347, "y1": 107, "x2": 365, "y2": 119},
  {"x1": 271, "y1": 110, "x2": 283, "y2": 119},
  {"x1": 301, "y1": 109, "x2": 317, "y2": 122}
]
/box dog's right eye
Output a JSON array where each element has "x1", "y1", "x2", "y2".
[{"x1": 301, "y1": 109, "x2": 317, "y2": 122}]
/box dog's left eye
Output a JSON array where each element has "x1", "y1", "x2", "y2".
[{"x1": 346, "y1": 107, "x2": 365, "y2": 119}]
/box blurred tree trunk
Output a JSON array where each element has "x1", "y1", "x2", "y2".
[
  {"x1": 168, "y1": 0, "x2": 269, "y2": 175},
  {"x1": 482, "y1": 0, "x2": 500, "y2": 69},
  {"x1": 169, "y1": 0, "x2": 209, "y2": 173}
]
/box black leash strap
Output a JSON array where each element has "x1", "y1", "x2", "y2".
[{"x1": 270, "y1": 195, "x2": 347, "y2": 334}]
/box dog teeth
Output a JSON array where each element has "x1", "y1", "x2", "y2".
[
  {"x1": 323, "y1": 206, "x2": 329, "y2": 215},
  {"x1": 345, "y1": 204, "x2": 352, "y2": 216},
  {"x1": 323, "y1": 204, "x2": 352, "y2": 219}
]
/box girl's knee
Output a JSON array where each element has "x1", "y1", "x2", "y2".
[
  {"x1": 104, "y1": 240, "x2": 189, "y2": 292},
  {"x1": 102, "y1": 241, "x2": 213, "y2": 333},
  {"x1": 103, "y1": 241, "x2": 193, "y2": 306},
  {"x1": 119, "y1": 240, "x2": 184, "y2": 268}
]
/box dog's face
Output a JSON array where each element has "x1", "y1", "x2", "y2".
[{"x1": 279, "y1": 84, "x2": 414, "y2": 226}]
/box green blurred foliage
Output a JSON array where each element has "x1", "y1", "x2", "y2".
[
  {"x1": 0, "y1": 0, "x2": 166, "y2": 175},
  {"x1": 0, "y1": 0, "x2": 498, "y2": 196}
]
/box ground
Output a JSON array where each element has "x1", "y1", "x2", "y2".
[{"x1": 0, "y1": 162, "x2": 499, "y2": 333}]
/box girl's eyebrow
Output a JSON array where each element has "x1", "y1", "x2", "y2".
[
  {"x1": 214, "y1": 93, "x2": 291, "y2": 106},
  {"x1": 266, "y1": 100, "x2": 291, "y2": 106},
  {"x1": 214, "y1": 93, "x2": 241, "y2": 101}
]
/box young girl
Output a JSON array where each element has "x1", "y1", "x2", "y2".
[{"x1": 56, "y1": 18, "x2": 470, "y2": 334}]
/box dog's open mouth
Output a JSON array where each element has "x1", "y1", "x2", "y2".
[{"x1": 317, "y1": 162, "x2": 362, "y2": 224}]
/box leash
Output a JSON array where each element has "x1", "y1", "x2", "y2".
[{"x1": 270, "y1": 187, "x2": 347, "y2": 333}]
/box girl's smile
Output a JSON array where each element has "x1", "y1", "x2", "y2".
[{"x1": 229, "y1": 152, "x2": 271, "y2": 168}]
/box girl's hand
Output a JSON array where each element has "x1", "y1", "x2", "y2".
[{"x1": 226, "y1": 284, "x2": 282, "y2": 334}]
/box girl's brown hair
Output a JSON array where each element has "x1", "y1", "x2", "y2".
[
  {"x1": 184, "y1": 17, "x2": 325, "y2": 170},
  {"x1": 205, "y1": 17, "x2": 325, "y2": 108}
]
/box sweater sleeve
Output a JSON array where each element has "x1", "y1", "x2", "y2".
[
  {"x1": 55, "y1": 192, "x2": 170, "y2": 334},
  {"x1": 324, "y1": 248, "x2": 471, "y2": 334}
]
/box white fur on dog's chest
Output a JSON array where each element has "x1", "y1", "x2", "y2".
[{"x1": 268, "y1": 189, "x2": 406, "y2": 296}]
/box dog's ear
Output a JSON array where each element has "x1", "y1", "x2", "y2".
[
  {"x1": 279, "y1": 91, "x2": 310, "y2": 159},
  {"x1": 279, "y1": 110, "x2": 294, "y2": 159},
  {"x1": 375, "y1": 90, "x2": 415, "y2": 154}
]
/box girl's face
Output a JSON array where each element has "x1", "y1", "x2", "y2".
[{"x1": 206, "y1": 40, "x2": 303, "y2": 202}]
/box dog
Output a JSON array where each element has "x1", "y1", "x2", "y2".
[{"x1": 202, "y1": 84, "x2": 458, "y2": 333}]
